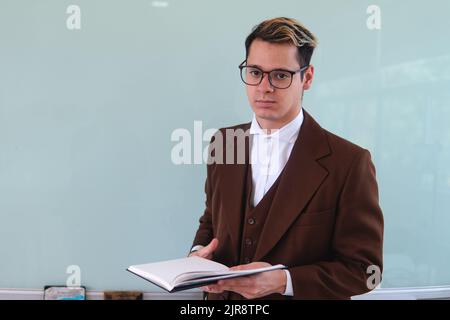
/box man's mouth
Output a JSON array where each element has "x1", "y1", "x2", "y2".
[{"x1": 255, "y1": 100, "x2": 276, "y2": 107}]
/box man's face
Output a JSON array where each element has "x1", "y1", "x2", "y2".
[{"x1": 245, "y1": 39, "x2": 314, "y2": 129}]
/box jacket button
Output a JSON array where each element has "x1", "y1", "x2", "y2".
[
  {"x1": 245, "y1": 238, "x2": 252, "y2": 246},
  {"x1": 248, "y1": 218, "x2": 255, "y2": 225}
]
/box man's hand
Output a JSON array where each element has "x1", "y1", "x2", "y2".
[
  {"x1": 201, "y1": 262, "x2": 287, "y2": 299},
  {"x1": 189, "y1": 238, "x2": 219, "y2": 260}
]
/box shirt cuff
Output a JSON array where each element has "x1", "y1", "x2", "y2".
[
  {"x1": 190, "y1": 245, "x2": 205, "y2": 252},
  {"x1": 283, "y1": 269, "x2": 294, "y2": 296}
]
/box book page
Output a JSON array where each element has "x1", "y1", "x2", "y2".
[{"x1": 128, "y1": 256, "x2": 229, "y2": 289}]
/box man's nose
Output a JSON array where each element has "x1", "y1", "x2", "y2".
[{"x1": 257, "y1": 73, "x2": 275, "y2": 93}]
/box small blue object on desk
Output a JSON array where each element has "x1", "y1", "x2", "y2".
[{"x1": 43, "y1": 286, "x2": 86, "y2": 300}]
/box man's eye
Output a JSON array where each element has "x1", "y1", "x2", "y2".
[
  {"x1": 249, "y1": 70, "x2": 261, "y2": 77},
  {"x1": 274, "y1": 72, "x2": 289, "y2": 80}
]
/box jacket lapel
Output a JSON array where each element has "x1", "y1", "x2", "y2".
[{"x1": 254, "y1": 110, "x2": 331, "y2": 261}]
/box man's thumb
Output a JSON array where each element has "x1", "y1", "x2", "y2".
[{"x1": 204, "y1": 238, "x2": 219, "y2": 254}]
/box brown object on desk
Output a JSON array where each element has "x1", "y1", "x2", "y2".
[{"x1": 104, "y1": 291, "x2": 143, "y2": 300}]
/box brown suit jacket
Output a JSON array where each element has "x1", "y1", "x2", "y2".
[{"x1": 192, "y1": 109, "x2": 384, "y2": 299}]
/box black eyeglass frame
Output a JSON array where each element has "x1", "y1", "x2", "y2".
[{"x1": 238, "y1": 60, "x2": 309, "y2": 89}]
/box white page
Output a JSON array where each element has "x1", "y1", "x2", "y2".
[{"x1": 128, "y1": 256, "x2": 229, "y2": 289}]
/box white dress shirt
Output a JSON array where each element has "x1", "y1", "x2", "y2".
[
  {"x1": 192, "y1": 108, "x2": 304, "y2": 297},
  {"x1": 249, "y1": 108, "x2": 304, "y2": 207}
]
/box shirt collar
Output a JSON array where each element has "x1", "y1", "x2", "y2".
[{"x1": 249, "y1": 108, "x2": 304, "y2": 143}]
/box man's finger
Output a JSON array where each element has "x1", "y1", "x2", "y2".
[
  {"x1": 202, "y1": 238, "x2": 219, "y2": 255},
  {"x1": 229, "y1": 265, "x2": 243, "y2": 271},
  {"x1": 203, "y1": 284, "x2": 223, "y2": 293},
  {"x1": 218, "y1": 278, "x2": 250, "y2": 287}
]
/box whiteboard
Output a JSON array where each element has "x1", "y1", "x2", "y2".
[{"x1": 0, "y1": 0, "x2": 449, "y2": 290}]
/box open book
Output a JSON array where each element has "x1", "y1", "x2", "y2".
[{"x1": 127, "y1": 256, "x2": 286, "y2": 293}]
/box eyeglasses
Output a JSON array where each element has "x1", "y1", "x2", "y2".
[{"x1": 238, "y1": 60, "x2": 309, "y2": 89}]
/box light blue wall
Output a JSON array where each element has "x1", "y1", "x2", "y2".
[{"x1": 0, "y1": 0, "x2": 449, "y2": 291}]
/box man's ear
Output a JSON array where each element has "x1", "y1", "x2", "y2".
[{"x1": 302, "y1": 65, "x2": 314, "y2": 90}]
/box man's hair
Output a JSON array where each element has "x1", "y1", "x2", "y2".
[{"x1": 245, "y1": 17, "x2": 318, "y2": 67}]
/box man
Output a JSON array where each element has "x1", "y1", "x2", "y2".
[{"x1": 190, "y1": 17, "x2": 383, "y2": 300}]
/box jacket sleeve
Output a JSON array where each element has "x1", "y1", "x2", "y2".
[
  {"x1": 191, "y1": 134, "x2": 217, "y2": 250},
  {"x1": 289, "y1": 149, "x2": 384, "y2": 299},
  {"x1": 191, "y1": 170, "x2": 214, "y2": 249}
]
